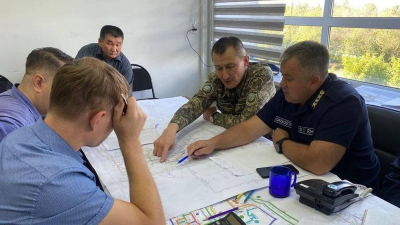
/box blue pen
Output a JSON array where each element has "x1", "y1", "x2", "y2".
[
  {"x1": 177, "y1": 149, "x2": 199, "y2": 164},
  {"x1": 177, "y1": 155, "x2": 189, "y2": 164},
  {"x1": 244, "y1": 190, "x2": 254, "y2": 203}
]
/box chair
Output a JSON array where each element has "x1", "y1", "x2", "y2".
[
  {"x1": 0, "y1": 75, "x2": 13, "y2": 93},
  {"x1": 367, "y1": 104, "x2": 400, "y2": 192},
  {"x1": 131, "y1": 64, "x2": 156, "y2": 99}
]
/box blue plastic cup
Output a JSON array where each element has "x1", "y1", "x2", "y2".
[{"x1": 269, "y1": 165, "x2": 297, "y2": 198}]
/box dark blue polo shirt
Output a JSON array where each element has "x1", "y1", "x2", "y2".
[
  {"x1": 382, "y1": 157, "x2": 400, "y2": 207},
  {"x1": 257, "y1": 74, "x2": 380, "y2": 189},
  {"x1": 76, "y1": 43, "x2": 133, "y2": 85}
]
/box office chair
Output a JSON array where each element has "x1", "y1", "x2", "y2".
[
  {"x1": 131, "y1": 64, "x2": 156, "y2": 99},
  {"x1": 0, "y1": 75, "x2": 13, "y2": 93},
  {"x1": 367, "y1": 104, "x2": 400, "y2": 193}
]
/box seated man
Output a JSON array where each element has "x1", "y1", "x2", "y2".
[
  {"x1": 0, "y1": 47, "x2": 73, "y2": 142},
  {"x1": 153, "y1": 36, "x2": 275, "y2": 162},
  {"x1": 0, "y1": 58, "x2": 165, "y2": 224},
  {"x1": 382, "y1": 157, "x2": 400, "y2": 207},
  {"x1": 76, "y1": 25, "x2": 133, "y2": 86},
  {"x1": 187, "y1": 41, "x2": 380, "y2": 191}
]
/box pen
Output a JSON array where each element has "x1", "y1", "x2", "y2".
[
  {"x1": 177, "y1": 149, "x2": 199, "y2": 164},
  {"x1": 235, "y1": 192, "x2": 245, "y2": 201},
  {"x1": 244, "y1": 190, "x2": 254, "y2": 203},
  {"x1": 203, "y1": 207, "x2": 239, "y2": 221},
  {"x1": 120, "y1": 94, "x2": 128, "y2": 114}
]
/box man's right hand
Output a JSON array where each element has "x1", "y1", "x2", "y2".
[
  {"x1": 153, "y1": 123, "x2": 179, "y2": 162},
  {"x1": 113, "y1": 96, "x2": 147, "y2": 148}
]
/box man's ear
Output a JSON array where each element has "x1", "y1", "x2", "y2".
[
  {"x1": 243, "y1": 55, "x2": 250, "y2": 66},
  {"x1": 32, "y1": 74, "x2": 46, "y2": 93},
  {"x1": 310, "y1": 74, "x2": 321, "y2": 89},
  {"x1": 89, "y1": 111, "x2": 107, "y2": 131},
  {"x1": 98, "y1": 38, "x2": 103, "y2": 45}
]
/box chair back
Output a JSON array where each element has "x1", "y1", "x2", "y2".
[
  {"x1": 0, "y1": 75, "x2": 13, "y2": 93},
  {"x1": 131, "y1": 64, "x2": 155, "y2": 99},
  {"x1": 367, "y1": 104, "x2": 400, "y2": 190}
]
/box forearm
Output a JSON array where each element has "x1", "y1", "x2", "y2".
[
  {"x1": 120, "y1": 139, "x2": 164, "y2": 221},
  {"x1": 282, "y1": 140, "x2": 343, "y2": 175},
  {"x1": 171, "y1": 97, "x2": 213, "y2": 131},
  {"x1": 212, "y1": 116, "x2": 270, "y2": 150}
]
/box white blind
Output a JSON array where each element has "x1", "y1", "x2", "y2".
[{"x1": 213, "y1": 0, "x2": 286, "y2": 64}]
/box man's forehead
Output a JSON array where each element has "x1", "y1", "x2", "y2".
[{"x1": 103, "y1": 35, "x2": 123, "y2": 43}]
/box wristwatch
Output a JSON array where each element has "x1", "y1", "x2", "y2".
[
  {"x1": 209, "y1": 112, "x2": 218, "y2": 123},
  {"x1": 274, "y1": 137, "x2": 290, "y2": 154}
]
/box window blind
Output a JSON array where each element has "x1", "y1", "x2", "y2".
[{"x1": 213, "y1": 0, "x2": 286, "y2": 64}]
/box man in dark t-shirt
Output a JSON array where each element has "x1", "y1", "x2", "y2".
[
  {"x1": 186, "y1": 41, "x2": 380, "y2": 191},
  {"x1": 76, "y1": 25, "x2": 133, "y2": 86}
]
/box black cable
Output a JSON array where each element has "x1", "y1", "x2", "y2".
[{"x1": 186, "y1": 29, "x2": 214, "y2": 67}]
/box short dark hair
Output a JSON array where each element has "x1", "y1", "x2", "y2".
[
  {"x1": 100, "y1": 25, "x2": 124, "y2": 40},
  {"x1": 211, "y1": 36, "x2": 246, "y2": 58},
  {"x1": 280, "y1": 41, "x2": 330, "y2": 78},
  {"x1": 49, "y1": 57, "x2": 130, "y2": 120},
  {"x1": 25, "y1": 47, "x2": 73, "y2": 76}
]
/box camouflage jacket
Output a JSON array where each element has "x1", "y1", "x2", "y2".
[{"x1": 170, "y1": 63, "x2": 276, "y2": 131}]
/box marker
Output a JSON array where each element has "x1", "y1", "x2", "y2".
[
  {"x1": 204, "y1": 207, "x2": 239, "y2": 221},
  {"x1": 235, "y1": 192, "x2": 245, "y2": 201},
  {"x1": 177, "y1": 149, "x2": 199, "y2": 164},
  {"x1": 244, "y1": 190, "x2": 254, "y2": 203},
  {"x1": 120, "y1": 94, "x2": 128, "y2": 114}
]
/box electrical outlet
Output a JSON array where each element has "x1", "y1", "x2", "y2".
[{"x1": 191, "y1": 21, "x2": 197, "y2": 30}]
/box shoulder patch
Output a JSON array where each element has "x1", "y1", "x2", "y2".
[
  {"x1": 202, "y1": 84, "x2": 212, "y2": 93},
  {"x1": 248, "y1": 92, "x2": 256, "y2": 102}
]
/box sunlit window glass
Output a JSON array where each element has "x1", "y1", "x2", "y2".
[
  {"x1": 333, "y1": 0, "x2": 400, "y2": 17},
  {"x1": 285, "y1": 0, "x2": 324, "y2": 17},
  {"x1": 329, "y1": 27, "x2": 400, "y2": 88}
]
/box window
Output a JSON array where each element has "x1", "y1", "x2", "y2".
[
  {"x1": 213, "y1": 0, "x2": 286, "y2": 64},
  {"x1": 282, "y1": 0, "x2": 400, "y2": 88}
]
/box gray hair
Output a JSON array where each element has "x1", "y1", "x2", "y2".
[{"x1": 280, "y1": 41, "x2": 329, "y2": 78}]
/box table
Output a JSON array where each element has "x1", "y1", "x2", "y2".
[{"x1": 82, "y1": 97, "x2": 400, "y2": 224}]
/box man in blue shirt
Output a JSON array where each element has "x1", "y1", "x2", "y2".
[
  {"x1": 76, "y1": 25, "x2": 133, "y2": 86},
  {"x1": 0, "y1": 58, "x2": 165, "y2": 224},
  {"x1": 0, "y1": 47, "x2": 73, "y2": 142},
  {"x1": 186, "y1": 41, "x2": 380, "y2": 191}
]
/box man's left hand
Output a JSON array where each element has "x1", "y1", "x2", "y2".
[
  {"x1": 203, "y1": 106, "x2": 217, "y2": 121},
  {"x1": 272, "y1": 128, "x2": 289, "y2": 144}
]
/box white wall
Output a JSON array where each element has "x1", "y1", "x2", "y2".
[{"x1": 0, "y1": 0, "x2": 202, "y2": 98}]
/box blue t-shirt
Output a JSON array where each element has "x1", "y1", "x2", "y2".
[
  {"x1": 76, "y1": 43, "x2": 133, "y2": 85},
  {"x1": 257, "y1": 74, "x2": 380, "y2": 189},
  {"x1": 0, "y1": 84, "x2": 41, "y2": 142},
  {"x1": 0, "y1": 119, "x2": 114, "y2": 224}
]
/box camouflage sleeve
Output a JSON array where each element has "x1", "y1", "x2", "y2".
[
  {"x1": 170, "y1": 73, "x2": 218, "y2": 131},
  {"x1": 213, "y1": 65, "x2": 275, "y2": 129}
]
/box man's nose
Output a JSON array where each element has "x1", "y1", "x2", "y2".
[{"x1": 222, "y1": 69, "x2": 230, "y2": 80}]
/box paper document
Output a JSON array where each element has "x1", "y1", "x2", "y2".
[{"x1": 209, "y1": 156, "x2": 251, "y2": 176}]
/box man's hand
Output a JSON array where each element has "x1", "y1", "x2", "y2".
[
  {"x1": 153, "y1": 123, "x2": 179, "y2": 162},
  {"x1": 187, "y1": 139, "x2": 216, "y2": 159},
  {"x1": 113, "y1": 96, "x2": 147, "y2": 148},
  {"x1": 272, "y1": 128, "x2": 289, "y2": 144},
  {"x1": 203, "y1": 106, "x2": 217, "y2": 121}
]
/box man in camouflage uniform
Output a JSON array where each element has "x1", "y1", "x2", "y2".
[{"x1": 153, "y1": 36, "x2": 275, "y2": 162}]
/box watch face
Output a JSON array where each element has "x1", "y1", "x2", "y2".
[{"x1": 274, "y1": 142, "x2": 281, "y2": 153}]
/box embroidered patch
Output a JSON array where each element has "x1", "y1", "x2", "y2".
[
  {"x1": 248, "y1": 93, "x2": 256, "y2": 102},
  {"x1": 311, "y1": 90, "x2": 325, "y2": 109},
  {"x1": 274, "y1": 116, "x2": 292, "y2": 128},
  {"x1": 298, "y1": 126, "x2": 314, "y2": 136},
  {"x1": 202, "y1": 84, "x2": 212, "y2": 93}
]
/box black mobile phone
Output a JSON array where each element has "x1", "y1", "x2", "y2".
[{"x1": 256, "y1": 164, "x2": 300, "y2": 179}]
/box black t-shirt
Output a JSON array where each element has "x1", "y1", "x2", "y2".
[{"x1": 257, "y1": 74, "x2": 380, "y2": 189}]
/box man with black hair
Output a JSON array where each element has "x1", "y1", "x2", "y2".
[
  {"x1": 0, "y1": 47, "x2": 73, "y2": 142},
  {"x1": 76, "y1": 25, "x2": 133, "y2": 86},
  {"x1": 153, "y1": 36, "x2": 275, "y2": 162}
]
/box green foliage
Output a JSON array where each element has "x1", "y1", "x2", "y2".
[
  {"x1": 283, "y1": 1, "x2": 400, "y2": 88},
  {"x1": 341, "y1": 54, "x2": 389, "y2": 84}
]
